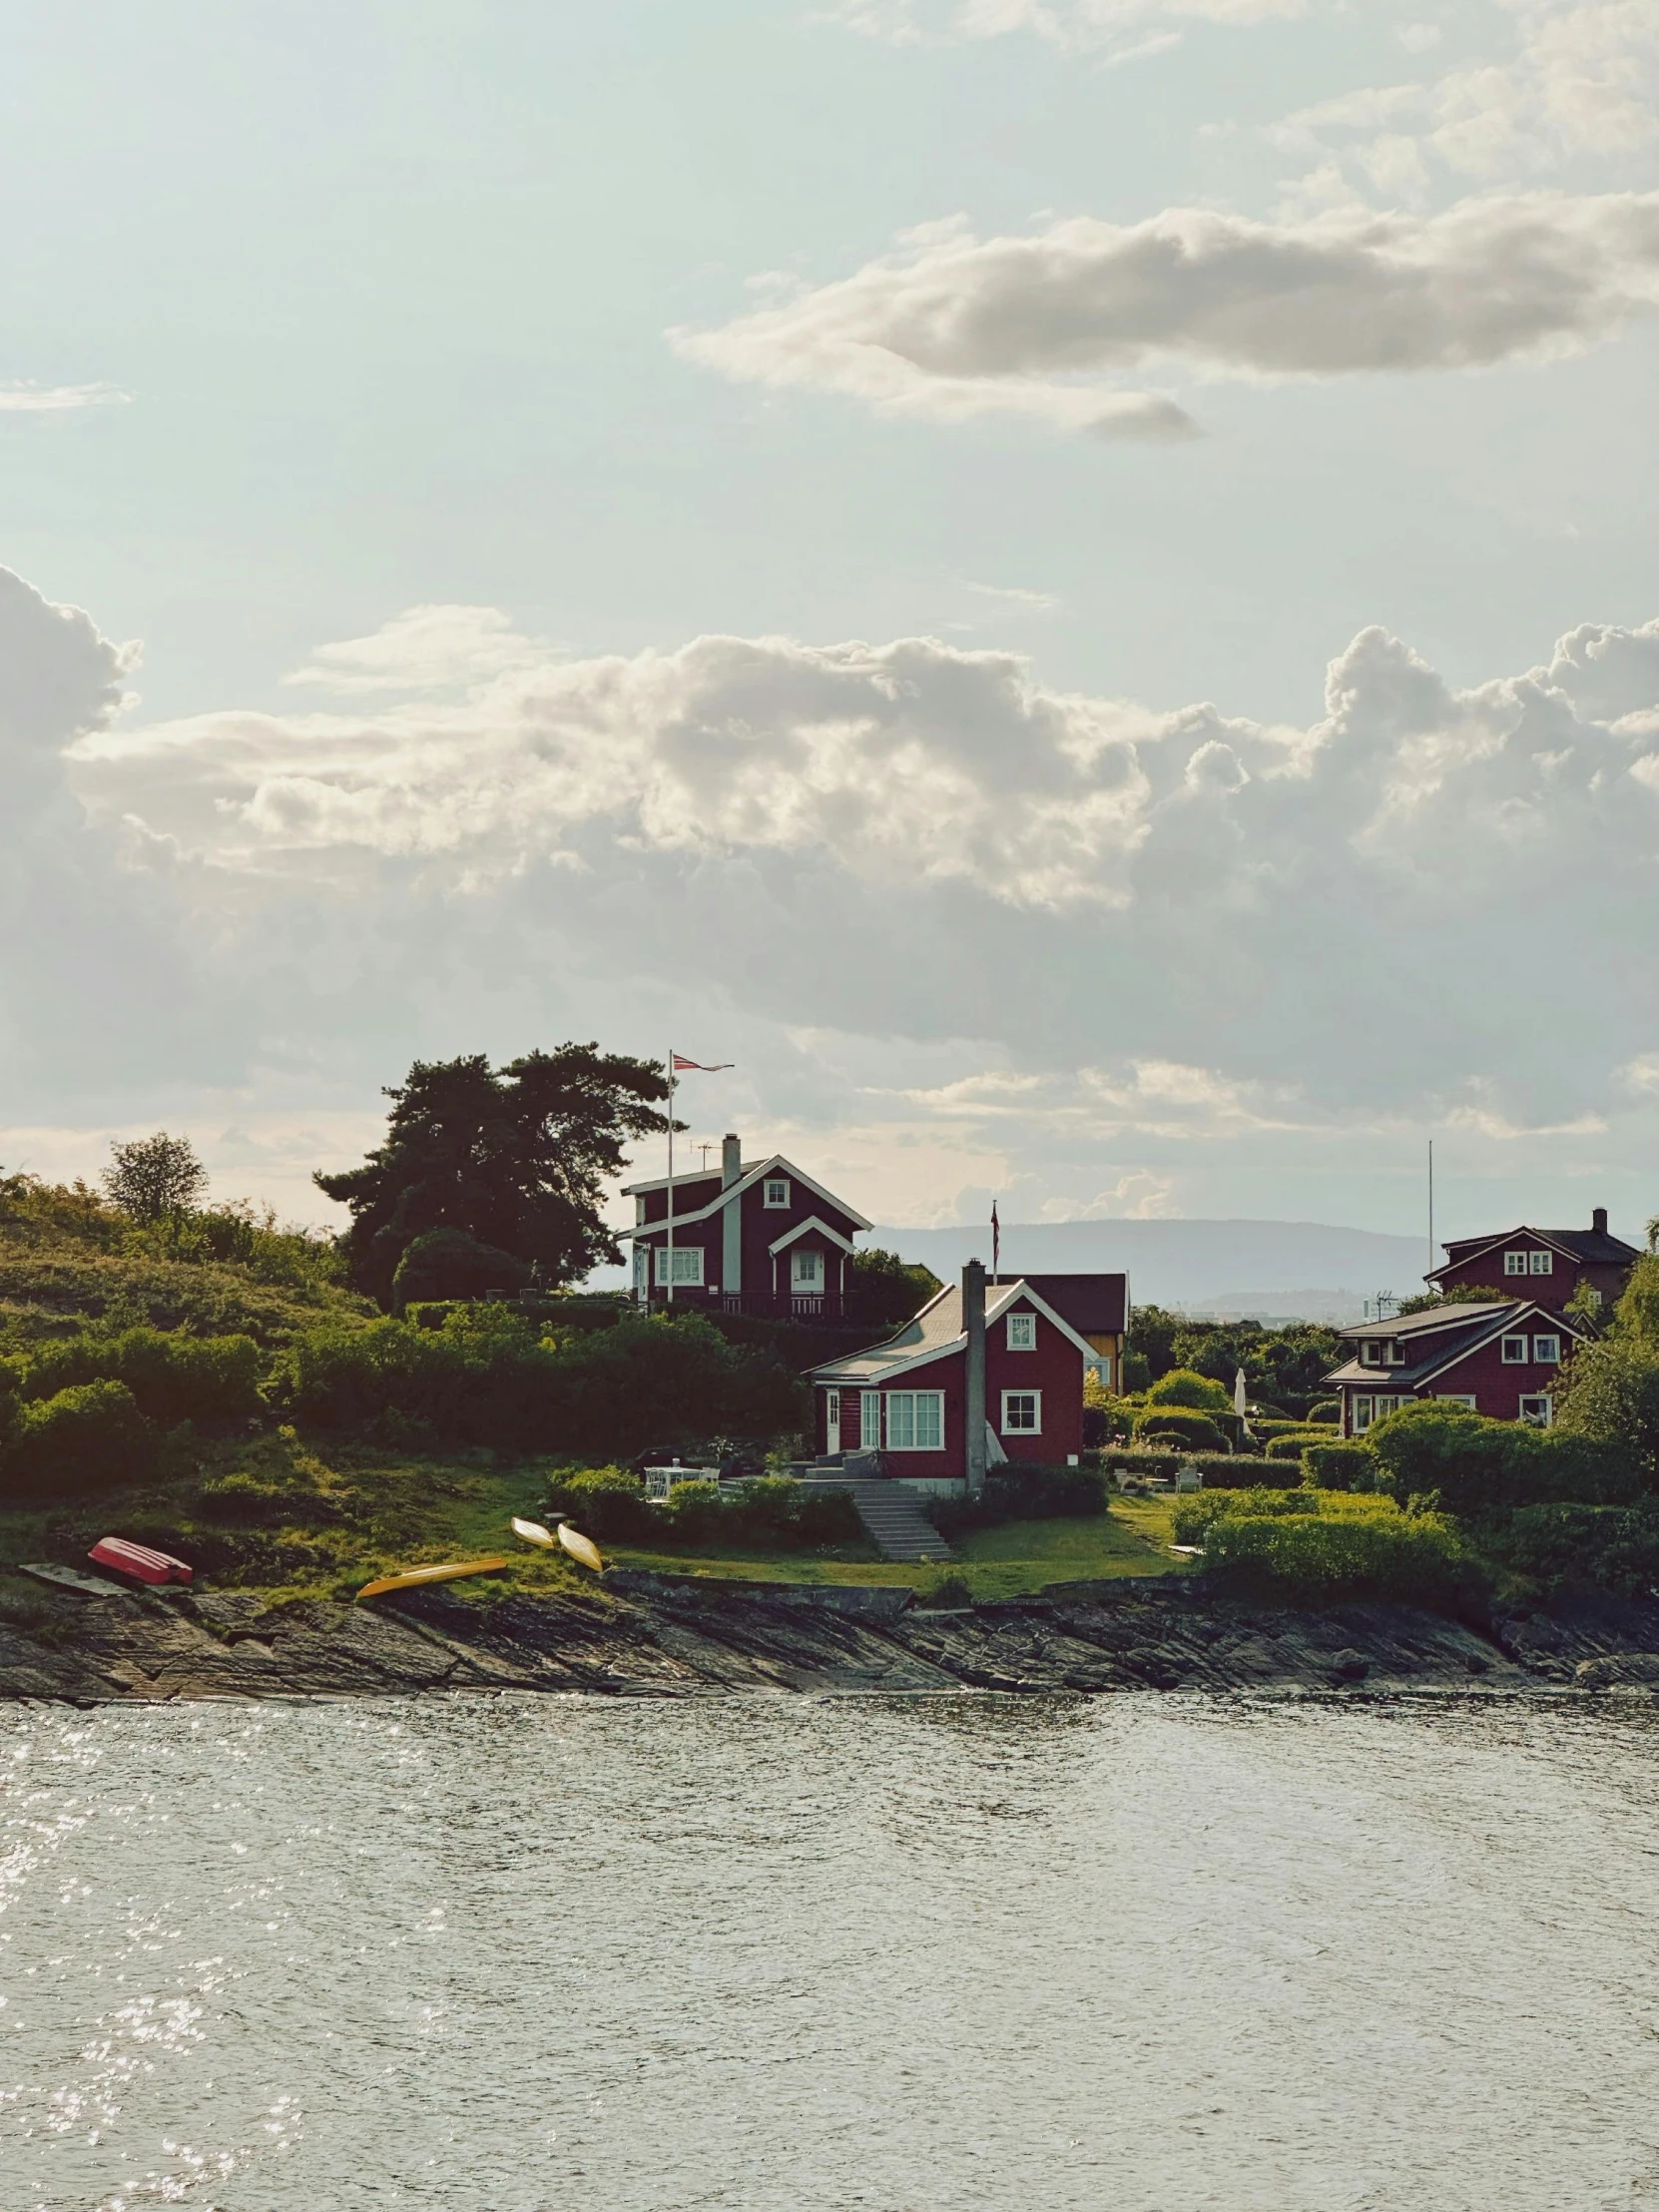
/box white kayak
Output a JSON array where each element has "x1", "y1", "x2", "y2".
[
  {"x1": 511, "y1": 1516, "x2": 557, "y2": 1547},
  {"x1": 557, "y1": 1523, "x2": 604, "y2": 1573}
]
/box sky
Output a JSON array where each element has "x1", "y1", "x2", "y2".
[{"x1": 3, "y1": 0, "x2": 1658, "y2": 1246}]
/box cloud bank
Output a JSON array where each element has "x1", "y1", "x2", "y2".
[
  {"x1": 826, "y1": 0, "x2": 1304, "y2": 49},
  {"x1": 673, "y1": 193, "x2": 1659, "y2": 434}
]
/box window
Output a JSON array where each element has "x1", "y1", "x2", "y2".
[
  {"x1": 1504, "y1": 1250, "x2": 1528, "y2": 1275},
  {"x1": 633, "y1": 1247, "x2": 648, "y2": 1290},
  {"x1": 1501, "y1": 1334, "x2": 1529, "y2": 1365},
  {"x1": 1352, "y1": 1394, "x2": 1374, "y2": 1432},
  {"x1": 792, "y1": 1249, "x2": 824, "y2": 1291},
  {"x1": 1518, "y1": 1393, "x2": 1553, "y2": 1427},
  {"x1": 764, "y1": 1177, "x2": 791, "y2": 1209},
  {"x1": 653, "y1": 1244, "x2": 704, "y2": 1286},
  {"x1": 859, "y1": 1389, "x2": 881, "y2": 1449},
  {"x1": 1383, "y1": 1340, "x2": 1405, "y2": 1366},
  {"x1": 1006, "y1": 1312, "x2": 1036, "y2": 1351},
  {"x1": 1001, "y1": 1389, "x2": 1041, "y2": 1435},
  {"x1": 1354, "y1": 1393, "x2": 1409, "y2": 1432},
  {"x1": 635, "y1": 1196, "x2": 646, "y2": 1225},
  {"x1": 1532, "y1": 1334, "x2": 1561, "y2": 1366},
  {"x1": 825, "y1": 1388, "x2": 840, "y2": 1434},
  {"x1": 1087, "y1": 1355, "x2": 1112, "y2": 1388},
  {"x1": 1434, "y1": 1394, "x2": 1477, "y2": 1408},
  {"x1": 1361, "y1": 1340, "x2": 1384, "y2": 1367},
  {"x1": 884, "y1": 1390, "x2": 943, "y2": 1450},
  {"x1": 1529, "y1": 1250, "x2": 1553, "y2": 1275}
]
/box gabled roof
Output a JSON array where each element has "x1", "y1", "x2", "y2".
[
  {"x1": 811, "y1": 1278, "x2": 1098, "y2": 1386},
  {"x1": 1433, "y1": 1223, "x2": 1641, "y2": 1275},
  {"x1": 769, "y1": 1214, "x2": 857, "y2": 1258},
  {"x1": 1016, "y1": 1272, "x2": 1128, "y2": 1337},
  {"x1": 620, "y1": 1153, "x2": 873, "y2": 1237},
  {"x1": 1327, "y1": 1299, "x2": 1587, "y2": 1390}
]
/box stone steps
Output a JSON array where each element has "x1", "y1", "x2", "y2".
[{"x1": 801, "y1": 1475, "x2": 953, "y2": 1564}]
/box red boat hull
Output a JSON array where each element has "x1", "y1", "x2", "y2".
[{"x1": 88, "y1": 1537, "x2": 193, "y2": 1587}]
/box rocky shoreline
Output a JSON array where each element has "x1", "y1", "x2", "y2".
[{"x1": 3, "y1": 1567, "x2": 1659, "y2": 1703}]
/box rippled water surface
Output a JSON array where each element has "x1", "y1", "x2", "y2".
[{"x1": 3, "y1": 1692, "x2": 1658, "y2": 2210}]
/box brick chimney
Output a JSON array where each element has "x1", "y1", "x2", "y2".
[
  {"x1": 1592, "y1": 1206, "x2": 1608, "y2": 1237},
  {"x1": 963, "y1": 1260, "x2": 987, "y2": 1497},
  {"x1": 722, "y1": 1133, "x2": 742, "y2": 1188}
]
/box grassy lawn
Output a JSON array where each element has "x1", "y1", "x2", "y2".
[{"x1": 0, "y1": 1439, "x2": 1187, "y2": 1612}]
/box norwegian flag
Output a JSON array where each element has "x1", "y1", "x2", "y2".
[{"x1": 671, "y1": 1053, "x2": 733, "y2": 1072}]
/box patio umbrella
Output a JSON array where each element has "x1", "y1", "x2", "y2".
[{"x1": 1234, "y1": 1367, "x2": 1249, "y2": 1416}]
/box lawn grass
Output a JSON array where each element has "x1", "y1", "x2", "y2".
[{"x1": 0, "y1": 1441, "x2": 1186, "y2": 1610}]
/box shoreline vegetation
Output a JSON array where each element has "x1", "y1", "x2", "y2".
[{"x1": 5, "y1": 1106, "x2": 1659, "y2": 1705}]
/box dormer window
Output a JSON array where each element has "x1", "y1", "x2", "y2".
[
  {"x1": 1505, "y1": 1248, "x2": 1552, "y2": 1275},
  {"x1": 764, "y1": 1177, "x2": 791, "y2": 1209},
  {"x1": 1384, "y1": 1341, "x2": 1405, "y2": 1366},
  {"x1": 1006, "y1": 1312, "x2": 1036, "y2": 1351},
  {"x1": 1361, "y1": 1340, "x2": 1384, "y2": 1367}
]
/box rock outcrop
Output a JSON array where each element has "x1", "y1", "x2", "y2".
[{"x1": 5, "y1": 1571, "x2": 1659, "y2": 1703}]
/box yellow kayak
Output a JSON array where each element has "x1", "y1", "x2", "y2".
[
  {"x1": 356, "y1": 1556, "x2": 510, "y2": 1601},
  {"x1": 510, "y1": 1516, "x2": 556, "y2": 1547},
  {"x1": 557, "y1": 1523, "x2": 604, "y2": 1573}
]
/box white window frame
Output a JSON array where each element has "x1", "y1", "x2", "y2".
[
  {"x1": 1086, "y1": 1355, "x2": 1112, "y2": 1388},
  {"x1": 654, "y1": 1244, "x2": 705, "y2": 1286},
  {"x1": 1500, "y1": 1334, "x2": 1528, "y2": 1365},
  {"x1": 635, "y1": 1195, "x2": 647, "y2": 1225},
  {"x1": 1504, "y1": 1249, "x2": 1529, "y2": 1275},
  {"x1": 1361, "y1": 1340, "x2": 1384, "y2": 1367},
  {"x1": 1532, "y1": 1334, "x2": 1561, "y2": 1366},
  {"x1": 632, "y1": 1246, "x2": 648, "y2": 1291},
  {"x1": 1518, "y1": 1393, "x2": 1553, "y2": 1427},
  {"x1": 1529, "y1": 1250, "x2": 1553, "y2": 1276},
  {"x1": 1006, "y1": 1312, "x2": 1037, "y2": 1352},
  {"x1": 792, "y1": 1248, "x2": 825, "y2": 1291},
  {"x1": 1383, "y1": 1340, "x2": 1405, "y2": 1366},
  {"x1": 884, "y1": 1390, "x2": 943, "y2": 1451},
  {"x1": 763, "y1": 1177, "x2": 791, "y2": 1209},
  {"x1": 1000, "y1": 1389, "x2": 1042, "y2": 1436},
  {"x1": 825, "y1": 1387, "x2": 840, "y2": 1434},
  {"x1": 1434, "y1": 1393, "x2": 1477, "y2": 1408},
  {"x1": 859, "y1": 1389, "x2": 882, "y2": 1450},
  {"x1": 1352, "y1": 1394, "x2": 1374, "y2": 1432}
]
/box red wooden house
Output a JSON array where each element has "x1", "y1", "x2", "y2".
[
  {"x1": 622, "y1": 1132, "x2": 872, "y2": 1318},
  {"x1": 1426, "y1": 1208, "x2": 1639, "y2": 1315},
  {"x1": 810, "y1": 1264, "x2": 1113, "y2": 1491},
  {"x1": 1325, "y1": 1299, "x2": 1591, "y2": 1437}
]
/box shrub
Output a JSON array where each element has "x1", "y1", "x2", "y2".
[
  {"x1": 390, "y1": 1229, "x2": 532, "y2": 1314},
  {"x1": 545, "y1": 1464, "x2": 658, "y2": 1542},
  {"x1": 1096, "y1": 1448, "x2": 1268, "y2": 1489},
  {"x1": 1134, "y1": 1408, "x2": 1227, "y2": 1452},
  {"x1": 1251, "y1": 1417, "x2": 1317, "y2": 1441},
  {"x1": 2, "y1": 1380, "x2": 160, "y2": 1496},
  {"x1": 1369, "y1": 1400, "x2": 1641, "y2": 1519},
  {"x1": 932, "y1": 1462, "x2": 1104, "y2": 1537},
  {"x1": 1264, "y1": 1429, "x2": 1332, "y2": 1460},
  {"x1": 19, "y1": 1327, "x2": 263, "y2": 1429},
  {"x1": 915, "y1": 1567, "x2": 972, "y2": 1609},
  {"x1": 1492, "y1": 1498, "x2": 1659, "y2": 1597},
  {"x1": 1201, "y1": 1509, "x2": 1475, "y2": 1610},
  {"x1": 1306, "y1": 1399, "x2": 1341, "y2": 1424},
  {"x1": 1145, "y1": 1368, "x2": 1233, "y2": 1413},
  {"x1": 1302, "y1": 1440, "x2": 1376, "y2": 1490}
]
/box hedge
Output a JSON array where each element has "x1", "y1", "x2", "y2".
[
  {"x1": 545, "y1": 1468, "x2": 860, "y2": 1551},
  {"x1": 1302, "y1": 1440, "x2": 1377, "y2": 1489},
  {"x1": 1264, "y1": 1429, "x2": 1337, "y2": 1460},
  {"x1": 1491, "y1": 1498, "x2": 1659, "y2": 1598},
  {"x1": 1201, "y1": 1510, "x2": 1475, "y2": 1609},
  {"x1": 1134, "y1": 1408, "x2": 1228, "y2": 1452},
  {"x1": 1145, "y1": 1368, "x2": 1234, "y2": 1413}
]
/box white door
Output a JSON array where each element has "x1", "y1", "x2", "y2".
[{"x1": 792, "y1": 1249, "x2": 824, "y2": 1295}]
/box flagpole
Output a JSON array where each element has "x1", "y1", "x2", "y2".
[{"x1": 666, "y1": 1047, "x2": 676, "y2": 1307}]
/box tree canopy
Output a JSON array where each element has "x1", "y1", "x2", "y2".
[
  {"x1": 315, "y1": 1045, "x2": 672, "y2": 1305},
  {"x1": 102, "y1": 1132, "x2": 210, "y2": 1224}
]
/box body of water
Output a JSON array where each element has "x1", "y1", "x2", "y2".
[{"x1": 2, "y1": 1692, "x2": 1657, "y2": 2210}]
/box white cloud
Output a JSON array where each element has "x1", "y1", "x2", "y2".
[
  {"x1": 1272, "y1": 3, "x2": 1659, "y2": 205},
  {"x1": 284, "y1": 605, "x2": 541, "y2": 695},
  {"x1": 672, "y1": 194, "x2": 1659, "y2": 435},
  {"x1": 824, "y1": 0, "x2": 1305, "y2": 51},
  {"x1": 0, "y1": 381, "x2": 131, "y2": 412}
]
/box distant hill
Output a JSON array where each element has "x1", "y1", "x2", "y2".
[{"x1": 861, "y1": 1219, "x2": 1428, "y2": 1322}]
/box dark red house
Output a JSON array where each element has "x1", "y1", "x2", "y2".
[
  {"x1": 1427, "y1": 1208, "x2": 1640, "y2": 1315},
  {"x1": 622, "y1": 1132, "x2": 871, "y2": 1318},
  {"x1": 1326, "y1": 1299, "x2": 1590, "y2": 1437},
  {"x1": 810, "y1": 1265, "x2": 1107, "y2": 1491}
]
